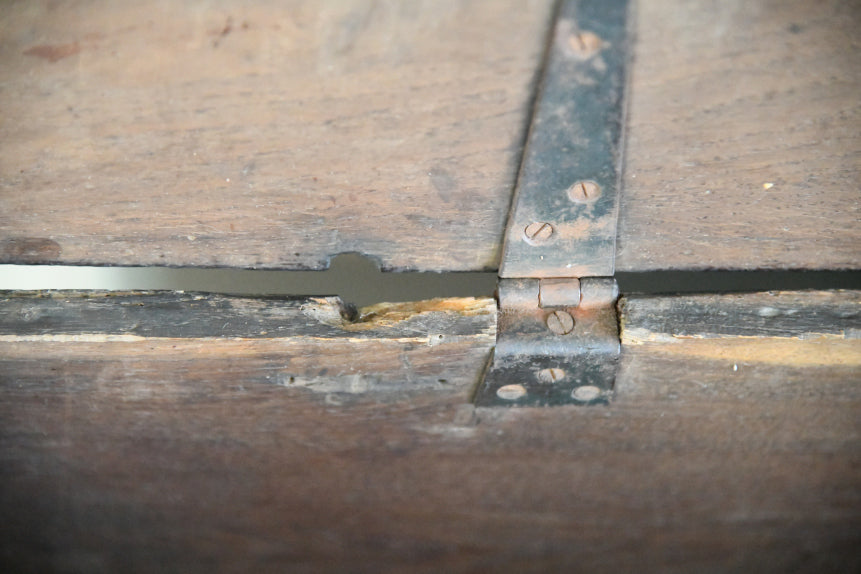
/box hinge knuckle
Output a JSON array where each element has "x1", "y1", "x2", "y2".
[
  {"x1": 580, "y1": 278, "x2": 620, "y2": 309},
  {"x1": 497, "y1": 279, "x2": 539, "y2": 311},
  {"x1": 538, "y1": 278, "x2": 581, "y2": 308}
]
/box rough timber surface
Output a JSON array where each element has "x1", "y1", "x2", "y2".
[
  {"x1": 0, "y1": 0, "x2": 554, "y2": 271},
  {"x1": 1, "y1": 291, "x2": 859, "y2": 572},
  {"x1": 616, "y1": 0, "x2": 861, "y2": 271}
]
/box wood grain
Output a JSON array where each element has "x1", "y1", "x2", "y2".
[
  {"x1": 0, "y1": 0, "x2": 554, "y2": 271},
  {"x1": 621, "y1": 290, "x2": 860, "y2": 340},
  {"x1": 616, "y1": 0, "x2": 861, "y2": 271},
  {"x1": 1, "y1": 290, "x2": 859, "y2": 572},
  {"x1": 3, "y1": 0, "x2": 858, "y2": 274}
]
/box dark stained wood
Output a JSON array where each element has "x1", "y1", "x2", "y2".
[
  {"x1": 0, "y1": 291, "x2": 496, "y2": 396},
  {"x1": 621, "y1": 290, "x2": 860, "y2": 339},
  {"x1": 0, "y1": 0, "x2": 555, "y2": 271},
  {"x1": 0, "y1": 291, "x2": 496, "y2": 341},
  {"x1": 616, "y1": 0, "x2": 861, "y2": 271},
  {"x1": 619, "y1": 290, "x2": 861, "y2": 394},
  {"x1": 1, "y1": 290, "x2": 859, "y2": 572}
]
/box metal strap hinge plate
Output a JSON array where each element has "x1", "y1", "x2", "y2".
[
  {"x1": 474, "y1": 0, "x2": 630, "y2": 407},
  {"x1": 474, "y1": 278, "x2": 619, "y2": 406}
]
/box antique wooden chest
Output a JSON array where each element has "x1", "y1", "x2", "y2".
[{"x1": 1, "y1": 0, "x2": 859, "y2": 571}]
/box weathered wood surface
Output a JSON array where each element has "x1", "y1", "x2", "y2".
[
  {"x1": 1, "y1": 290, "x2": 859, "y2": 572},
  {"x1": 616, "y1": 0, "x2": 861, "y2": 271},
  {"x1": 0, "y1": 0, "x2": 554, "y2": 271},
  {"x1": 621, "y1": 289, "x2": 860, "y2": 341},
  {"x1": 0, "y1": 291, "x2": 496, "y2": 395},
  {"x1": 4, "y1": 0, "x2": 859, "y2": 274}
]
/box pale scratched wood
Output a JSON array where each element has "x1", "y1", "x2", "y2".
[
  {"x1": 617, "y1": 0, "x2": 861, "y2": 271},
  {"x1": 0, "y1": 0, "x2": 554, "y2": 271},
  {"x1": 1, "y1": 291, "x2": 859, "y2": 572}
]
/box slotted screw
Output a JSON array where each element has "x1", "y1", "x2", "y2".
[
  {"x1": 523, "y1": 221, "x2": 554, "y2": 245},
  {"x1": 568, "y1": 180, "x2": 601, "y2": 203},
  {"x1": 546, "y1": 310, "x2": 575, "y2": 335},
  {"x1": 537, "y1": 368, "x2": 566, "y2": 383},
  {"x1": 568, "y1": 31, "x2": 602, "y2": 58}
]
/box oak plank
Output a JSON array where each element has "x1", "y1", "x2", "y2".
[
  {"x1": 0, "y1": 0, "x2": 554, "y2": 271},
  {"x1": 617, "y1": 0, "x2": 861, "y2": 271}
]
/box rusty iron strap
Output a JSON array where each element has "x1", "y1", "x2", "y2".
[
  {"x1": 500, "y1": 0, "x2": 631, "y2": 279},
  {"x1": 475, "y1": 0, "x2": 630, "y2": 407},
  {"x1": 473, "y1": 278, "x2": 620, "y2": 407}
]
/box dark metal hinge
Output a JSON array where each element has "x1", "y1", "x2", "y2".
[
  {"x1": 474, "y1": 277, "x2": 619, "y2": 406},
  {"x1": 475, "y1": 0, "x2": 630, "y2": 407}
]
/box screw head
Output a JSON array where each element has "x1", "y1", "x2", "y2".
[
  {"x1": 568, "y1": 180, "x2": 601, "y2": 203},
  {"x1": 497, "y1": 384, "x2": 527, "y2": 401},
  {"x1": 537, "y1": 368, "x2": 566, "y2": 384},
  {"x1": 567, "y1": 31, "x2": 602, "y2": 58},
  {"x1": 572, "y1": 385, "x2": 602, "y2": 402},
  {"x1": 523, "y1": 221, "x2": 554, "y2": 245},
  {"x1": 546, "y1": 310, "x2": 575, "y2": 335}
]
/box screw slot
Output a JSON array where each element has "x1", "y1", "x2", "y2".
[
  {"x1": 537, "y1": 368, "x2": 566, "y2": 383},
  {"x1": 568, "y1": 180, "x2": 601, "y2": 203},
  {"x1": 567, "y1": 31, "x2": 603, "y2": 59},
  {"x1": 546, "y1": 310, "x2": 575, "y2": 335},
  {"x1": 523, "y1": 221, "x2": 554, "y2": 245}
]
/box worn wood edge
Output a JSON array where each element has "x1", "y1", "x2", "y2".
[
  {"x1": 0, "y1": 291, "x2": 496, "y2": 399},
  {"x1": 2, "y1": 292, "x2": 860, "y2": 570},
  {"x1": 0, "y1": 290, "x2": 496, "y2": 341},
  {"x1": 619, "y1": 337, "x2": 860, "y2": 368},
  {"x1": 619, "y1": 290, "x2": 861, "y2": 368},
  {"x1": 0, "y1": 338, "x2": 493, "y2": 400},
  {"x1": 620, "y1": 290, "x2": 860, "y2": 336}
]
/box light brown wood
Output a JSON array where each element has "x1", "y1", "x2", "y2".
[
  {"x1": 616, "y1": 0, "x2": 861, "y2": 271},
  {"x1": 3, "y1": 0, "x2": 858, "y2": 274},
  {"x1": 0, "y1": 0, "x2": 555, "y2": 271},
  {"x1": 1, "y1": 290, "x2": 858, "y2": 571}
]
